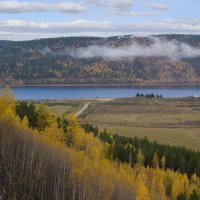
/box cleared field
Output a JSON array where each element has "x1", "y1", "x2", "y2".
[
  {"x1": 45, "y1": 99, "x2": 111, "y2": 116},
  {"x1": 45, "y1": 100, "x2": 84, "y2": 116},
  {"x1": 80, "y1": 97, "x2": 200, "y2": 151}
]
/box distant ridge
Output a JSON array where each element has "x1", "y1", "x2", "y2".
[
  {"x1": 0, "y1": 34, "x2": 200, "y2": 85},
  {"x1": 0, "y1": 40, "x2": 13, "y2": 46}
]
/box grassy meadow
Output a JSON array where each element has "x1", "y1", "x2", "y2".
[
  {"x1": 45, "y1": 97, "x2": 200, "y2": 151},
  {"x1": 81, "y1": 97, "x2": 200, "y2": 151},
  {"x1": 45, "y1": 100, "x2": 83, "y2": 115}
]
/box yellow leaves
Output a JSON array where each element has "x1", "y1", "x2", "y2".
[
  {"x1": 136, "y1": 174, "x2": 150, "y2": 200},
  {"x1": 66, "y1": 113, "x2": 106, "y2": 160},
  {"x1": 21, "y1": 116, "x2": 29, "y2": 128},
  {"x1": 98, "y1": 159, "x2": 114, "y2": 200},
  {"x1": 137, "y1": 149, "x2": 145, "y2": 166},
  {"x1": 71, "y1": 126, "x2": 83, "y2": 148},
  {"x1": 0, "y1": 86, "x2": 16, "y2": 122},
  {"x1": 150, "y1": 169, "x2": 166, "y2": 200},
  {"x1": 0, "y1": 86, "x2": 15, "y2": 111},
  {"x1": 43, "y1": 127, "x2": 65, "y2": 145},
  {"x1": 172, "y1": 177, "x2": 181, "y2": 200},
  {"x1": 191, "y1": 174, "x2": 200, "y2": 185},
  {"x1": 181, "y1": 174, "x2": 190, "y2": 199},
  {"x1": 69, "y1": 123, "x2": 106, "y2": 160},
  {"x1": 66, "y1": 113, "x2": 84, "y2": 149},
  {"x1": 0, "y1": 106, "x2": 16, "y2": 122},
  {"x1": 70, "y1": 157, "x2": 114, "y2": 200},
  {"x1": 114, "y1": 164, "x2": 136, "y2": 198},
  {"x1": 70, "y1": 158, "x2": 98, "y2": 199},
  {"x1": 82, "y1": 133, "x2": 105, "y2": 160},
  {"x1": 171, "y1": 173, "x2": 190, "y2": 200},
  {"x1": 67, "y1": 113, "x2": 79, "y2": 129},
  {"x1": 48, "y1": 112, "x2": 58, "y2": 128}
]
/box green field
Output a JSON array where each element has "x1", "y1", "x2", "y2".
[
  {"x1": 46, "y1": 100, "x2": 82, "y2": 116},
  {"x1": 79, "y1": 97, "x2": 200, "y2": 151},
  {"x1": 44, "y1": 99, "x2": 106, "y2": 116}
]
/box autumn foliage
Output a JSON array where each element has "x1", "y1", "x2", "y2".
[{"x1": 0, "y1": 88, "x2": 199, "y2": 200}]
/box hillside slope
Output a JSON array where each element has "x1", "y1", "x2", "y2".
[
  {"x1": 0, "y1": 89, "x2": 200, "y2": 199},
  {"x1": 1, "y1": 34, "x2": 200, "y2": 85}
]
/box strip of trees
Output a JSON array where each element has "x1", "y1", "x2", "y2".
[
  {"x1": 82, "y1": 123, "x2": 200, "y2": 177},
  {"x1": 136, "y1": 93, "x2": 163, "y2": 99}
]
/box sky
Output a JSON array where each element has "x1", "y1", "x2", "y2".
[{"x1": 0, "y1": 0, "x2": 199, "y2": 40}]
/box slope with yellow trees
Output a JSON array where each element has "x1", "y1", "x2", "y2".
[{"x1": 0, "y1": 87, "x2": 199, "y2": 200}]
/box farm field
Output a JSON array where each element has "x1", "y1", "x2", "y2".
[
  {"x1": 45, "y1": 100, "x2": 83, "y2": 116},
  {"x1": 45, "y1": 98, "x2": 111, "y2": 116},
  {"x1": 79, "y1": 97, "x2": 200, "y2": 150}
]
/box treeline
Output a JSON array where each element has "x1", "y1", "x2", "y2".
[
  {"x1": 0, "y1": 89, "x2": 200, "y2": 199},
  {"x1": 136, "y1": 93, "x2": 163, "y2": 99},
  {"x1": 82, "y1": 123, "x2": 200, "y2": 177}
]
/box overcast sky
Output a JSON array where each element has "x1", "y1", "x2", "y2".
[{"x1": 0, "y1": 0, "x2": 199, "y2": 40}]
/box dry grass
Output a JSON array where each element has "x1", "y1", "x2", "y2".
[
  {"x1": 45, "y1": 100, "x2": 83, "y2": 116},
  {"x1": 80, "y1": 97, "x2": 200, "y2": 150}
]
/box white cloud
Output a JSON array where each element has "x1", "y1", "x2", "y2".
[
  {"x1": 113, "y1": 11, "x2": 157, "y2": 17},
  {"x1": 67, "y1": 38, "x2": 200, "y2": 59},
  {"x1": 0, "y1": 19, "x2": 112, "y2": 30},
  {"x1": 0, "y1": 0, "x2": 85, "y2": 13},
  {"x1": 0, "y1": 19, "x2": 200, "y2": 40},
  {"x1": 149, "y1": 3, "x2": 168, "y2": 11},
  {"x1": 88, "y1": 0, "x2": 133, "y2": 10}
]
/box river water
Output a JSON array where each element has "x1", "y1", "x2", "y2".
[{"x1": 6, "y1": 86, "x2": 200, "y2": 100}]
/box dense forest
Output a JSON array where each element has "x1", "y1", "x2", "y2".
[
  {"x1": 82, "y1": 123, "x2": 200, "y2": 177},
  {"x1": 0, "y1": 88, "x2": 200, "y2": 199},
  {"x1": 1, "y1": 34, "x2": 200, "y2": 85}
]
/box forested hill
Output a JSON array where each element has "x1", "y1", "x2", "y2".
[
  {"x1": 1, "y1": 34, "x2": 200, "y2": 85},
  {"x1": 0, "y1": 88, "x2": 200, "y2": 199}
]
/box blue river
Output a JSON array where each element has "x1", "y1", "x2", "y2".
[{"x1": 5, "y1": 86, "x2": 200, "y2": 100}]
